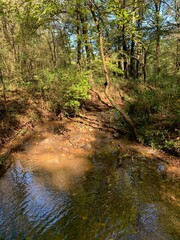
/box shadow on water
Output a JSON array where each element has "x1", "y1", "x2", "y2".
[{"x1": 0, "y1": 121, "x2": 180, "y2": 240}]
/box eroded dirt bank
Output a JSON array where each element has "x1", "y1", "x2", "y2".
[
  {"x1": 0, "y1": 91, "x2": 180, "y2": 177},
  {"x1": 1, "y1": 114, "x2": 179, "y2": 179}
]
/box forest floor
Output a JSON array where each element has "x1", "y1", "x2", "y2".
[{"x1": 0, "y1": 89, "x2": 180, "y2": 177}]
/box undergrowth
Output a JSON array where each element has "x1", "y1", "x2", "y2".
[
  {"x1": 23, "y1": 67, "x2": 91, "y2": 115},
  {"x1": 123, "y1": 75, "x2": 180, "y2": 155}
]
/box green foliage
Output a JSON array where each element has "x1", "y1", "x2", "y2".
[
  {"x1": 19, "y1": 129, "x2": 27, "y2": 135},
  {"x1": 140, "y1": 127, "x2": 179, "y2": 155},
  {"x1": 106, "y1": 60, "x2": 124, "y2": 75},
  {"x1": 164, "y1": 140, "x2": 177, "y2": 152},
  {"x1": 65, "y1": 77, "x2": 90, "y2": 110},
  {"x1": 36, "y1": 67, "x2": 90, "y2": 115},
  {"x1": 142, "y1": 129, "x2": 168, "y2": 148},
  {"x1": 124, "y1": 76, "x2": 179, "y2": 154},
  {"x1": 127, "y1": 89, "x2": 159, "y2": 124}
]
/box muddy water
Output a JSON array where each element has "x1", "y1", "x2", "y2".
[{"x1": 0, "y1": 122, "x2": 180, "y2": 240}]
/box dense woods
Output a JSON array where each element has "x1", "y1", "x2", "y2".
[{"x1": 0, "y1": 0, "x2": 179, "y2": 154}]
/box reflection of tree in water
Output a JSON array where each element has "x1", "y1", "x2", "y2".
[{"x1": 60, "y1": 149, "x2": 179, "y2": 240}]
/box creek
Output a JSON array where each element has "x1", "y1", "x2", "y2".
[{"x1": 0, "y1": 122, "x2": 179, "y2": 240}]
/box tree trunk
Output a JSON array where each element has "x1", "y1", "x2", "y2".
[
  {"x1": 176, "y1": 39, "x2": 180, "y2": 71},
  {"x1": 2, "y1": 15, "x2": 18, "y2": 65},
  {"x1": 129, "y1": 40, "x2": 136, "y2": 78},
  {"x1": 79, "y1": 3, "x2": 91, "y2": 65},
  {"x1": 129, "y1": 1, "x2": 137, "y2": 79},
  {"x1": 88, "y1": 0, "x2": 138, "y2": 140},
  {"x1": 143, "y1": 46, "x2": 147, "y2": 83},
  {"x1": 76, "y1": 1, "x2": 82, "y2": 66},
  {"x1": 0, "y1": 69, "x2": 7, "y2": 113},
  {"x1": 174, "y1": 0, "x2": 180, "y2": 72},
  {"x1": 51, "y1": 30, "x2": 57, "y2": 67},
  {"x1": 117, "y1": 25, "x2": 123, "y2": 73},
  {"x1": 122, "y1": 0, "x2": 128, "y2": 78},
  {"x1": 47, "y1": 32, "x2": 56, "y2": 67},
  {"x1": 154, "y1": 0, "x2": 162, "y2": 81}
]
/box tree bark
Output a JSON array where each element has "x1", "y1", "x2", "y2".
[
  {"x1": 143, "y1": 47, "x2": 147, "y2": 83},
  {"x1": 0, "y1": 69, "x2": 7, "y2": 113},
  {"x1": 154, "y1": 0, "x2": 162, "y2": 81},
  {"x1": 122, "y1": 0, "x2": 128, "y2": 78},
  {"x1": 174, "y1": 0, "x2": 180, "y2": 72},
  {"x1": 79, "y1": 2, "x2": 91, "y2": 65},
  {"x1": 88, "y1": 0, "x2": 138, "y2": 140},
  {"x1": 76, "y1": 1, "x2": 82, "y2": 66},
  {"x1": 129, "y1": 1, "x2": 137, "y2": 78},
  {"x1": 51, "y1": 30, "x2": 57, "y2": 67}
]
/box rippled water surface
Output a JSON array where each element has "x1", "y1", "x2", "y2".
[{"x1": 0, "y1": 126, "x2": 180, "y2": 240}]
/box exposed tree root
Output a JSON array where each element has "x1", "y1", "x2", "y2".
[
  {"x1": 72, "y1": 114, "x2": 129, "y2": 135},
  {"x1": 72, "y1": 118, "x2": 114, "y2": 133},
  {"x1": 90, "y1": 89, "x2": 112, "y2": 108}
]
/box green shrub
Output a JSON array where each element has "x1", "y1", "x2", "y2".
[
  {"x1": 65, "y1": 77, "x2": 90, "y2": 109},
  {"x1": 127, "y1": 89, "x2": 159, "y2": 124},
  {"x1": 36, "y1": 67, "x2": 90, "y2": 115},
  {"x1": 141, "y1": 129, "x2": 168, "y2": 148}
]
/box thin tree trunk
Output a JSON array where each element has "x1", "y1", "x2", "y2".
[
  {"x1": 2, "y1": 16, "x2": 17, "y2": 65},
  {"x1": 129, "y1": 1, "x2": 137, "y2": 78},
  {"x1": 174, "y1": 0, "x2": 180, "y2": 72},
  {"x1": 51, "y1": 30, "x2": 57, "y2": 67},
  {"x1": 0, "y1": 69, "x2": 7, "y2": 113},
  {"x1": 76, "y1": 2, "x2": 82, "y2": 66},
  {"x1": 47, "y1": 34, "x2": 55, "y2": 67},
  {"x1": 122, "y1": 25, "x2": 128, "y2": 78},
  {"x1": 88, "y1": 0, "x2": 138, "y2": 140},
  {"x1": 117, "y1": 25, "x2": 122, "y2": 72},
  {"x1": 154, "y1": 0, "x2": 162, "y2": 81},
  {"x1": 129, "y1": 39, "x2": 136, "y2": 78},
  {"x1": 176, "y1": 39, "x2": 180, "y2": 71},
  {"x1": 143, "y1": 47, "x2": 147, "y2": 83},
  {"x1": 80, "y1": 4, "x2": 91, "y2": 65},
  {"x1": 122, "y1": 0, "x2": 128, "y2": 78}
]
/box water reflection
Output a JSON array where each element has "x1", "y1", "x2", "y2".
[{"x1": 0, "y1": 139, "x2": 180, "y2": 239}]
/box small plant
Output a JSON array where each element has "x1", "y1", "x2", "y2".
[
  {"x1": 30, "y1": 113, "x2": 39, "y2": 121},
  {"x1": 64, "y1": 76, "x2": 90, "y2": 112},
  {"x1": 19, "y1": 129, "x2": 27, "y2": 135},
  {"x1": 164, "y1": 140, "x2": 175, "y2": 151}
]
